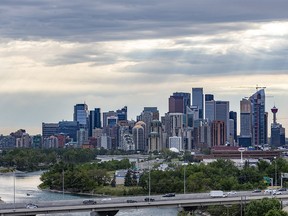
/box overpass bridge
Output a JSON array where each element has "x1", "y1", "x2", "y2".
[{"x1": 1, "y1": 194, "x2": 288, "y2": 216}]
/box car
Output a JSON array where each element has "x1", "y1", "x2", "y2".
[
  {"x1": 26, "y1": 203, "x2": 38, "y2": 209},
  {"x1": 273, "y1": 191, "x2": 282, "y2": 195},
  {"x1": 144, "y1": 197, "x2": 155, "y2": 202},
  {"x1": 264, "y1": 189, "x2": 273, "y2": 194},
  {"x1": 162, "y1": 193, "x2": 175, "y2": 197},
  {"x1": 278, "y1": 188, "x2": 287, "y2": 191},
  {"x1": 227, "y1": 191, "x2": 237, "y2": 195},
  {"x1": 252, "y1": 189, "x2": 262, "y2": 193},
  {"x1": 127, "y1": 199, "x2": 137, "y2": 203},
  {"x1": 83, "y1": 199, "x2": 97, "y2": 205}
]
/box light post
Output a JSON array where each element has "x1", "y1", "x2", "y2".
[
  {"x1": 274, "y1": 157, "x2": 277, "y2": 187},
  {"x1": 62, "y1": 169, "x2": 64, "y2": 199},
  {"x1": 183, "y1": 162, "x2": 188, "y2": 194},
  {"x1": 13, "y1": 168, "x2": 16, "y2": 210},
  {"x1": 148, "y1": 160, "x2": 151, "y2": 201}
]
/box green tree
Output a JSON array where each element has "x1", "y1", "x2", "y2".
[
  {"x1": 265, "y1": 209, "x2": 288, "y2": 216},
  {"x1": 124, "y1": 170, "x2": 133, "y2": 186},
  {"x1": 245, "y1": 198, "x2": 281, "y2": 216}
]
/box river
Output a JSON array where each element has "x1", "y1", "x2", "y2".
[{"x1": 0, "y1": 171, "x2": 179, "y2": 216}]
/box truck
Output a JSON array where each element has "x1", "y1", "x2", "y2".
[{"x1": 209, "y1": 190, "x2": 227, "y2": 198}]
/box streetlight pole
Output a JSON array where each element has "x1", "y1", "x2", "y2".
[
  {"x1": 184, "y1": 164, "x2": 186, "y2": 194},
  {"x1": 148, "y1": 160, "x2": 151, "y2": 201},
  {"x1": 62, "y1": 169, "x2": 64, "y2": 199},
  {"x1": 275, "y1": 157, "x2": 277, "y2": 187},
  {"x1": 13, "y1": 168, "x2": 16, "y2": 210}
]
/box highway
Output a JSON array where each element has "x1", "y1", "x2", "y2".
[{"x1": 0, "y1": 190, "x2": 287, "y2": 215}]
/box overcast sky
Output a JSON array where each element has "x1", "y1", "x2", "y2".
[{"x1": 1, "y1": 0, "x2": 288, "y2": 135}]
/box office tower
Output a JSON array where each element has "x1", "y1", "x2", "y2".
[
  {"x1": 89, "y1": 108, "x2": 101, "y2": 137},
  {"x1": 270, "y1": 106, "x2": 286, "y2": 147},
  {"x1": 192, "y1": 88, "x2": 204, "y2": 119},
  {"x1": 249, "y1": 89, "x2": 266, "y2": 146},
  {"x1": 143, "y1": 107, "x2": 159, "y2": 120},
  {"x1": 169, "y1": 95, "x2": 184, "y2": 113},
  {"x1": 199, "y1": 120, "x2": 211, "y2": 148},
  {"x1": 117, "y1": 106, "x2": 128, "y2": 122},
  {"x1": 186, "y1": 107, "x2": 195, "y2": 128},
  {"x1": 228, "y1": 119, "x2": 235, "y2": 146},
  {"x1": 132, "y1": 123, "x2": 145, "y2": 151},
  {"x1": 215, "y1": 101, "x2": 230, "y2": 141},
  {"x1": 240, "y1": 98, "x2": 252, "y2": 137},
  {"x1": 138, "y1": 109, "x2": 153, "y2": 143},
  {"x1": 148, "y1": 120, "x2": 163, "y2": 152},
  {"x1": 107, "y1": 116, "x2": 118, "y2": 127},
  {"x1": 58, "y1": 120, "x2": 79, "y2": 142},
  {"x1": 42, "y1": 123, "x2": 59, "y2": 138},
  {"x1": 239, "y1": 98, "x2": 252, "y2": 147},
  {"x1": 205, "y1": 94, "x2": 214, "y2": 102},
  {"x1": 229, "y1": 111, "x2": 237, "y2": 142},
  {"x1": 173, "y1": 92, "x2": 191, "y2": 114},
  {"x1": 211, "y1": 120, "x2": 226, "y2": 146},
  {"x1": 205, "y1": 100, "x2": 216, "y2": 122},
  {"x1": 103, "y1": 111, "x2": 117, "y2": 128},
  {"x1": 74, "y1": 103, "x2": 89, "y2": 129}
]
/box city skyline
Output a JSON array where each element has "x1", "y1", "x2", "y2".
[{"x1": 0, "y1": 0, "x2": 288, "y2": 134}]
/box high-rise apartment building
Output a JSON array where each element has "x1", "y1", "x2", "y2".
[{"x1": 192, "y1": 88, "x2": 204, "y2": 119}]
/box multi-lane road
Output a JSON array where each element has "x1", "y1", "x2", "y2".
[{"x1": 0, "y1": 190, "x2": 287, "y2": 215}]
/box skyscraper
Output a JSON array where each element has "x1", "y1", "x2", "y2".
[
  {"x1": 143, "y1": 107, "x2": 159, "y2": 120},
  {"x1": 74, "y1": 103, "x2": 89, "y2": 129},
  {"x1": 116, "y1": 106, "x2": 128, "y2": 122},
  {"x1": 89, "y1": 108, "x2": 101, "y2": 137},
  {"x1": 192, "y1": 88, "x2": 204, "y2": 119},
  {"x1": 249, "y1": 89, "x2": 267, "y2": 146},
  {"x1": 205, "y1": 100, "x2": 216, "y2": 122},
  {"x1": 173, "y1": 92, "x2": 191, "y2": 114},
  {"x1": 215, "y1": 101, "x2": 230, "y2": 141},
  {"x1": 169, "y1": 95, "x2": 184, "y2": 113},
  {"x1": 229, "y1": 111, "x2": 237, "y2": 142}
]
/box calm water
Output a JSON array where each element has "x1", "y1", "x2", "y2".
[{"x1": 0, "y1": 171, "x2": 178, "y2": 215}]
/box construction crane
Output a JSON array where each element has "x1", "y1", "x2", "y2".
[
  {"x1": 233, "y1": 85, "x2": 266, "y2": 90},
  {"x1": 256, "y1": 85, "x2": 266, "y2": 90}
]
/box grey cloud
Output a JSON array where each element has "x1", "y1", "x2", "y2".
[{"x1": 1, "y1": 0, "x2": 288, "y2": 42}]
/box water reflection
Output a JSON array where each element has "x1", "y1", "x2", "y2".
[{"x1": 0, "y1": 171, "x2": 178, "y2": 215}]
